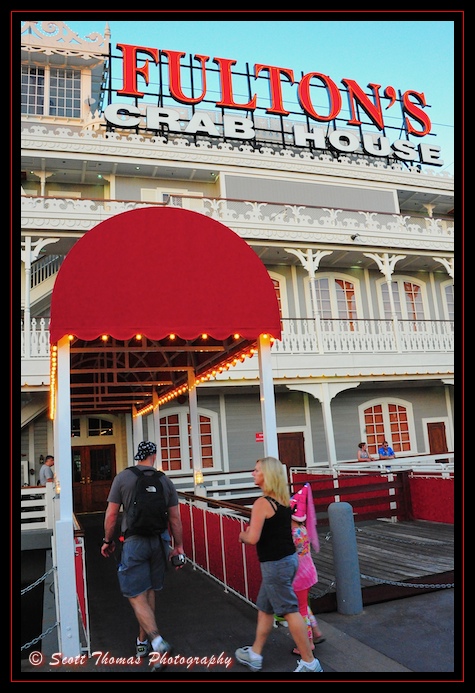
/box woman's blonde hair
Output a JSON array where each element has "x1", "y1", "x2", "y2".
[{"x1": 258, "y1": 456, "x2": 290, "y2": 506}]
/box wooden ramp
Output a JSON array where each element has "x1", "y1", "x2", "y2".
[{"x1": 311, "y1": 519, "x2": 455, "y2": 613}]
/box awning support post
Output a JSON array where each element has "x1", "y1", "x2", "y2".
[
  {"x1": 188, "y1": 370, "x2": 203, "y2": 491},
  {"x1": 257, "y1": 333, "x2": 279, "y2": 459},
  {"x1": 54, "y1": 335, "x2": 81, "y2": 656}
]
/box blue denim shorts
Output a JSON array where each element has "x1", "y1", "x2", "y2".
[
  {"x1": 117, "y1": 535, "x2": 168, "y2": 598},
  {"x1": 256, "y1": 552, "x2": 299, "y2": 617}
]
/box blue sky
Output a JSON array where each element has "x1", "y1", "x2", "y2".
[{"x1": 37, "y1": 13, "x2": 457, "y2": 174}]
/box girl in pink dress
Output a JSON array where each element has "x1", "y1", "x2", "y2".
[{"x1": 290, "y1": 483, "x2": 325, "y2": 654}]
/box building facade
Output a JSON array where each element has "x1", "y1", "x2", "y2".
[{"x1": 20, "y1": 21, "x2": 454, "y2": 512}]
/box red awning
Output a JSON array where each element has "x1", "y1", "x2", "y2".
[{"x1": 50, "y1": 207, "x2": 281, "y2": 344}]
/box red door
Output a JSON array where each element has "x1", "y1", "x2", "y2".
[
  {"x1": 278, "y1": 432, "x2": 306, "y2": 479},
  {"x1": 427, "y1": 422, "x2": 449, "y2": 463},
  {"x1": 72, "y1": 445, "x2": 116, "y2": 513}
]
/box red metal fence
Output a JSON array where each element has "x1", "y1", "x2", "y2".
[{"x1": 290, "y1": 470, "x2": 454, "y2": 524}]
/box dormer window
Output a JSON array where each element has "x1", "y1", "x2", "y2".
[{"x1": 21, "y1": 65, "x2": 81, "y2": 118}]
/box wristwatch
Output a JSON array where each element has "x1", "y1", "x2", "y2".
[{"x1": 102, "y1": 538, "x2": 113, "y2": 544}]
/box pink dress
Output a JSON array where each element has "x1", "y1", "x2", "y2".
[{"x1": 292, "y1": 524, "x2": 318, "y2": 591}]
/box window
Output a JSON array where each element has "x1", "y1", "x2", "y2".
[
  {"x1": 21, "y1": 66, "x2": 45, "y2": 115},
  {"x1": 71, "y1": 418, "x2": 81, "y2": 437},
  {"x1": 141, "y1": 190, "x2": 185, "y2": 206},
  {"x1": 21, "y1": 65, "x2": 81, "y2": 118},
  {"x1": 441, "y1": 282, "x2": 454, "y2": 321},
  {"x1": 271, "y1": 277, "x2": 283, "y2": 318},
  {"x1": 309, "y1": 275, "x2": 359, "y2": 328},
  {"x1": 380, "y1": 278, "x2": 426, "y2": 327},
  {"x1": 270, "y1": 275, "x2": 286, "y2": 330},
  {"x1": 187, "y1": 414, "x2": 214, "y2": 469},
  {"x1": 160, "y1": 413, "x2": 182, "y2": 471},
  {"x1": 359, "y1": 399, "x2": 415, "y2": 456},
  {"x1": 159, "y1": 408, "x2": 219, "y2": 472},
  {"x1": 88, "y1": 418, "x2": 113, "y2": 437}
]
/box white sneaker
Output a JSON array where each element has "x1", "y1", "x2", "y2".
[
  {"x1": 293, "y1": 657, "x2": 323, "y2": 673},
  {"x1": 235, "y1": 646, "x2": 263, "y2": 671},
  {"x1": 136, "y1": 639, "x2": 151, "y2": 658},
  {"x1": 150, "y1": 639, "x2": 172, "y2": 672}
]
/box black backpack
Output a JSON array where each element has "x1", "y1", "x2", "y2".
[{"x1": 125, "y1": 466, "x2": 169, "y2": 538}]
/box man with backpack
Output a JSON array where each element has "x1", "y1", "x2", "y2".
[{"x1": 101, "y1": 441, "x2": 185, "y2": 672}]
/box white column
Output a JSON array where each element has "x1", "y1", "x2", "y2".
[
  {"x1": 152, "y1": 391, "x2": 161, "y2": 466},
  {"x1": 319, "y1": 382, "x2": 337, "y2": 468},
  {"x1": 444, "y1": 384, "x2": 454, "y2": 450},
  {"x1": 188, "y1": 370, "x2": 203, "y2": 488},
  {"x1": 54, "y1": 336, "x2": 81, "y2": 656},
  {"x1": 285, "y1": 248, "x2": 332, "y2": 355},
  {"x1": 132, "y1": 405, "x2": 144, "y2": 457},
  {"x1": 257, "y1": 334, "x2": 278, "y2": 458},
  {"x1": 125, "y1": 412, "x2": 134, "y2": 464},
  {"x1": 308, "y1": 266, "x2": 324, "y2": 355},
  {"x1": 287, "y1": 382, "x2": 359, "y2": 468},
  {"x1": 364, "y1": 252, "x2": 406, "y2": 353},
  {"x1": 23, "y1": 237, "x2": 32, "y2": 357}
]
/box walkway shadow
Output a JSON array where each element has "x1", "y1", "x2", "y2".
[{"x1": 78, "y1": 512, "x2": 301, "y2": 676}]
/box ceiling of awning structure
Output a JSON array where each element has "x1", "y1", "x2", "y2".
[
  {"x1": 49, "y1": 207, "x2": 281, "y2": 414},
  {"x1": 67, "y1": 332, "x2": 257, "y2": 413}
]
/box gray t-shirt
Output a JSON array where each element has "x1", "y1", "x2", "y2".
[
  {"x1": 39, "y1": 464, "x2": 54, "y2": 485},
  {"x1": 107, "y1": 465, "x2": 179, "y2": 534}
]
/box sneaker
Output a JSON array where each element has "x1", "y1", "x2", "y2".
[
  {"x1": 150, "y1": 639, "x2": 172, "y2": 672},
  {"x1": 136, "y1": 640, "x2": 151, "y2": 658},
  {"x1": 293, "y1": 658, "x2": 324, "y2": 673},
  {"x1": 235, "y1": 646, "x2": 263, "y2": 671}
]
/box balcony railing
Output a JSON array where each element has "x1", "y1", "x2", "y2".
[
  {"x1": 272, "y1": 318, "x2": 454, "y2": 354},
  {"x1": 21, "y1": 316, "x2": 454, "y2": 360},
  {"x1": 30, "y1": 254, "x2": 64, "y2": 288},
  {"x1": 21, "y1": 317, "x2": 50, "y2": 358},
  {"x1": 21, "y1": 195, "x2": 454, "y2": 246}
]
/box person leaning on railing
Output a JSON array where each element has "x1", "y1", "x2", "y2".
[
  {"x1": 378, "y1": 441, "x2": 396, "y2": 460},
  {"x1": 356, "y1": 442, "x2": 376, "y2": 463}
]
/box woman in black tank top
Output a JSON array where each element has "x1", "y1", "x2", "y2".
[{"x1": 235, "y1": 457, "x2": 323, "y2": 673}]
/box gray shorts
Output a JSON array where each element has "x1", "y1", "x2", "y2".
[
  {"x1": 256, "y1": 552, "x2": 299, "y2": 617},
  {"x1": 117, "y1": 535, "x2": 169, "y2": 598}
]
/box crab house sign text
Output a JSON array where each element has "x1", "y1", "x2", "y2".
[{"x1": 104, "y1": 43, "x2": 443, "y2": 166}]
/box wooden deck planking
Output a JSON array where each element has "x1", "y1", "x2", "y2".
[{"x1": 311, "y1": 519, "x2": 454, "y2": 597}]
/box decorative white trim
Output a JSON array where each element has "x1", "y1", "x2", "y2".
[
  {"x1": 21, "y1": 21, "x2": 109, "y2": 58},
  {"x1": 20, "y1": 197, "x2": 454, "y2": 255},
  {"x1": 21, "y1": 125, "x2": 454, "y2": 191}
]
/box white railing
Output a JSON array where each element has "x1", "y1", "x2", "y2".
[
  {"x1": 203, "y1": 198, "x2": 454, "y2": 240},
  {"x1": 30, "y1": 254, "x2": 64, "y2": 288},
  {"x1": 167, "y1": 470, "x2": 259, "y2": 502},
  {"x1": 21, "y1": 317, "x2": 50, "y2": 358},
  {"x1": 296, "y1": 452, "x2": 455, "y2": 479},
  {"x1": 19, "y1": 472, "x2": 257, "y2": 534},
  {"x1": 273, "y1": 318, "x2": 454, "y2": 354},
  {"x1": 21, "y1": 195, "x2": 454, "y2": 244},
  {"x1": 21, "y1": 455, "x2": 454, "y2": 535},
  {"x1": 21, "y1": 482, "x2": 56, "y2": 530},
  {"x1": 21, "y1": 316, "x2": 454, "y2": 360},
  {"x1": 151, "y1": 454, "x2": 455, "y2": 500}
]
